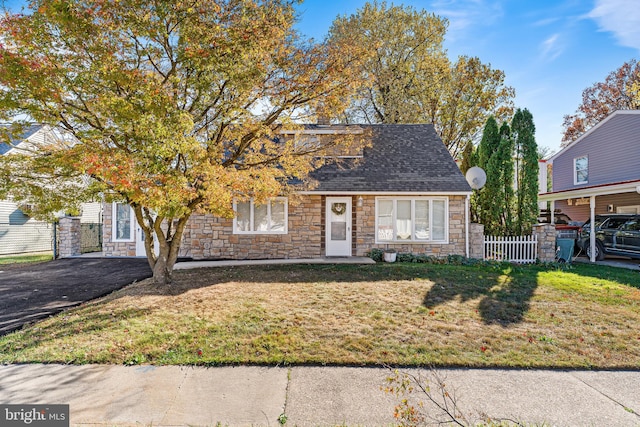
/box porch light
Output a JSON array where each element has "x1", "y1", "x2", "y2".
[{"x1": 357, "y1": 196, "x2": 364, "y2": 207}]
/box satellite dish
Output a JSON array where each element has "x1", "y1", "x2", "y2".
[{"x1": 465, "y1": 166, "x2": 487, "y2": 190}]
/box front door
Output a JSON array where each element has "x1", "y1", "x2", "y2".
[
  {"x1": 325, "y1": 197, "x2": 352, "y2": 256},
  {"x1": 135, "y1": 222, "x2": 146, "y2": 257},
  {"x1": 135, "y1": 222, "x2": 159, "y2": 257}
]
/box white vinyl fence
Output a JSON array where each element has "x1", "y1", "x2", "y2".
[{"x1": 484, "y1": 235, "x2": 538, "y2": 264}]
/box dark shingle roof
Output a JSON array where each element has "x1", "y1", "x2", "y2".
[
  {"x1": 309, "y1": 124, "x2": 471, "y2": 193},
  {"x1": 0, "y1": 124, "x2": 44, "y2": 155}
]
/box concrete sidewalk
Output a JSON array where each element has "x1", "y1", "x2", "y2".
[{"x1": 1, "y1": 364, "x2": 639, "y2": 426}]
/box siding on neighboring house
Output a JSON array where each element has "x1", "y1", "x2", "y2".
[
  {"x1": 0, "y1": 200, "x2": 53, "y2": 256},
  {"x1": 80, "y1": 202, "x2": 102, "y2": 223},
  {"x1": 552, "y1": 112, "x2": 640, "y2": 192}
]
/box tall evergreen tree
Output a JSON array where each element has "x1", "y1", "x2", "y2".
[
  {"x1": 459, "y1": 140, "x2": 474, "y2": 176},
  {"x1": 477, "y1": 116, "x2": 500, "y2": 169},
  {"x1": 476, "y1": 117, "x2": 502, "y2": 234},
  {"x1": 497, "y1": 123, "x2": 515, "y2": 234},
  {"x1": 460, "y1": 139, "x2": 478, "y2": 221},
  {"x1": 512, "y1": 108, "x2": 539, "y2": 235}
]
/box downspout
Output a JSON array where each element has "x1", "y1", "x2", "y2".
[{"x1": 465, "y1": 194, "x2": 470, "y2": 258}]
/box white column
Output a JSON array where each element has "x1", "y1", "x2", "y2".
[
  {"x1": 590, "y1": 195, "x2": 596, "y2": 263},
  {"x1": 465, "y1": 195, "x2": 470, "y2": 258}
]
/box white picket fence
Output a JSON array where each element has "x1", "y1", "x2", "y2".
[{"x1": 484, "y1": 235, "x2": 538, "y2": 264}]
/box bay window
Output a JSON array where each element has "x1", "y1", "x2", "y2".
[
  {"x1": 376, "y1": 197, "x2": 447, "y2": 243},
  {"x1": 234, "y1": 198, "x2": 288, "y2": 234}
]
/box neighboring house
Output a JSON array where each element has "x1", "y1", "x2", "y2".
[
  {"x1": 539, "y1": 110, "x2": 640, "y2": 259},
  {"x1": 1, "y1": 125, "x2": 55, "y2": 255},
  {"x1": 0, "y1": 124, "x2": 102, "y2": 256},
  {"x1": 102, "y1": 124, "x2": 474, "y2": 259}
]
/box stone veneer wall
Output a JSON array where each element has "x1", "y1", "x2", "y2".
[
  {"x1": 58, "y1": 216, "x2": 81, "y2": 258},
  {"x1": 532, "y1": 223, "x2": 556, "y2": 262},
  {"x1": 353, "y1": 195, "x2": 468, "y2": 257},
  {"x1": 102, "y1": 202, "x2": 137, "y2": 257},
  {"x1": 468, "y1": 222, "x2": 484, "y2": 259},
  {"x1": 102, "y1": 195, "x2": 470, "y2": 259},
  {"x1": 179, "y1": 195, "x2": 323, "y2": 259}
]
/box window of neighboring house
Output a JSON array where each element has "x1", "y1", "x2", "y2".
[
  {"x1": 574, "y1": 156, "x2": 588, "y2": 185},
  {"x1": 233, "y1": 198, "x2": 288, "y2": 234},
  {"x1": 375, "y1": 197, "x2": 448, "y2": 243},
  {"x1": 113, "y1": 203, "x2": 133, "y2": 241}
]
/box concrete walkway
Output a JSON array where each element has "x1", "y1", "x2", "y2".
[
  {"x1": 174, "y1": 256, "x2": 376, "y2": 270},
  {"x1": 1, "y1": 364, "x2": 639, "y2": 426}
]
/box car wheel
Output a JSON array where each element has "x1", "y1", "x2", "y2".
[{"x1": 586, "y1": 241, "x2": 605, "y2": 261}]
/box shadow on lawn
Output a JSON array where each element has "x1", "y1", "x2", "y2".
[{"x1": 423, "y1": 267, "x2": 538, "y2": 327}]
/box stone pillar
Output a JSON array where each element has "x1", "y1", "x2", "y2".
[
  {"x1": 533, "y1": 224, "x2": 556, "y2": 263},
  {"x1": 58, "y1": 217, "x2": 82, "y2": 258},
  {"x1": 469, "y1": 223, "x2": 484, "y2": 259}
]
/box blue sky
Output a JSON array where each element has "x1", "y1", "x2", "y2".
[
  {"x1": 293, "y1": 0, "x2": 640, "y2": 154},
  {"x1": 3, "y1": 0, "x2": 639, "y2": 154}
]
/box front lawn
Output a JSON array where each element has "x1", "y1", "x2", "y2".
[{"x1": 1, "y1": 262, "x2": 639, "y2": 368}]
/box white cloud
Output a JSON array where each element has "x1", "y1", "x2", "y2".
[
  {"x1": 428, "y1": 0, "x2": 504, "y2": 40},
  {"x1": 540, "y1": 33, "x2": 564, "y2": 61},
  {"x1": 588, "y1": 0, "x2": 640, "y2": 51}
]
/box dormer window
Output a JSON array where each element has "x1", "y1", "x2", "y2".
[{"x1": 574, "y1": 156, "x2": 588, "y2": 185}]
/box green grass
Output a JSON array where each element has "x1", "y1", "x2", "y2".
[
  {"x1": 0, "y1": 253, "x2": 53, "y2": 265},
  {"x1": 1, "y1": 262, "x2": 639, "y2": 368}
]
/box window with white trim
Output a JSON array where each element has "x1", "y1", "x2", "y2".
[
  {"x1": 233, "y1": 198, "x2": 288, "y2": 234},
  {"x1": 375, "y1": 197, "x2": 448, "y2": 243},
  {"x1": 574, "y1": 155, "x2": 588, "y2": 184},
  {"x1": 113, "y1": 202, "x2": 133, "y2": 242}
]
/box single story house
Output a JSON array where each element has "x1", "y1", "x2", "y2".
[{"x1": 102, "y1": 124, "x2": 474, "y2": 259}]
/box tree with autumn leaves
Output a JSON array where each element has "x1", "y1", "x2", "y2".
[
  {"x1": 0, "y1": 0, "x2": 368, "y2": 284},
  {"x1": 562, "y1": 59, "x2": 640, "y2": 144},
  {"x1": 328, "y1": 1, "x2": 515, "y2": 158}
]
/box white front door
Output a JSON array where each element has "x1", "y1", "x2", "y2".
[
  {"x1": 326, "y1": 197, "x2": 352, "y2": 256},
  {"x1": 135, "y1": 222, "x2": 159, "y2": 257}
]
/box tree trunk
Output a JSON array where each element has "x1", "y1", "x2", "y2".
[
  {"x1": 147, "y1": 215, "x2": 190, "y2": 286},
  {"x1": 151, "y1": 253, "x2": 173, "y2": 285}
]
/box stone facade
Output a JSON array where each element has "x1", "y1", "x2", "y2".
[
  {"x1": 102, "y1": 203, "x2": 137, "y2": 257},
  {"x1": 353, "y1": 195, "x2": 468, "y2": 257},
  {"x1": 102, "y1": 195, "x2": 471, "y2": 259},
  {"x1": 58, "y1": 216, "x2": 81, "y2": 258},
  {"x1": 179, "y1": 196, "x2": 323, "y2": 259}
]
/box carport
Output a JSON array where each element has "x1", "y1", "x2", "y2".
[{"x1": 539, "y1": 179, "x2": 640, "y2": 262}]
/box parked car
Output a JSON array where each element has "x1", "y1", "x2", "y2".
[
  {"x1": 578, "y1": 214, "x2": 640, "y2": 261},
  {"x1": 537, "y1": 210, "x2": 583, "y2": 239}
]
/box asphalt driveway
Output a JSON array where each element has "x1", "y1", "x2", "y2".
[{"x1": 0, "y1": 258, "x2": 152, "y2": 335}]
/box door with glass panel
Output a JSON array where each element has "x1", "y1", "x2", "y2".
[{"x1": 325, "y1": 197, "x2": 352, "y2": 256}]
